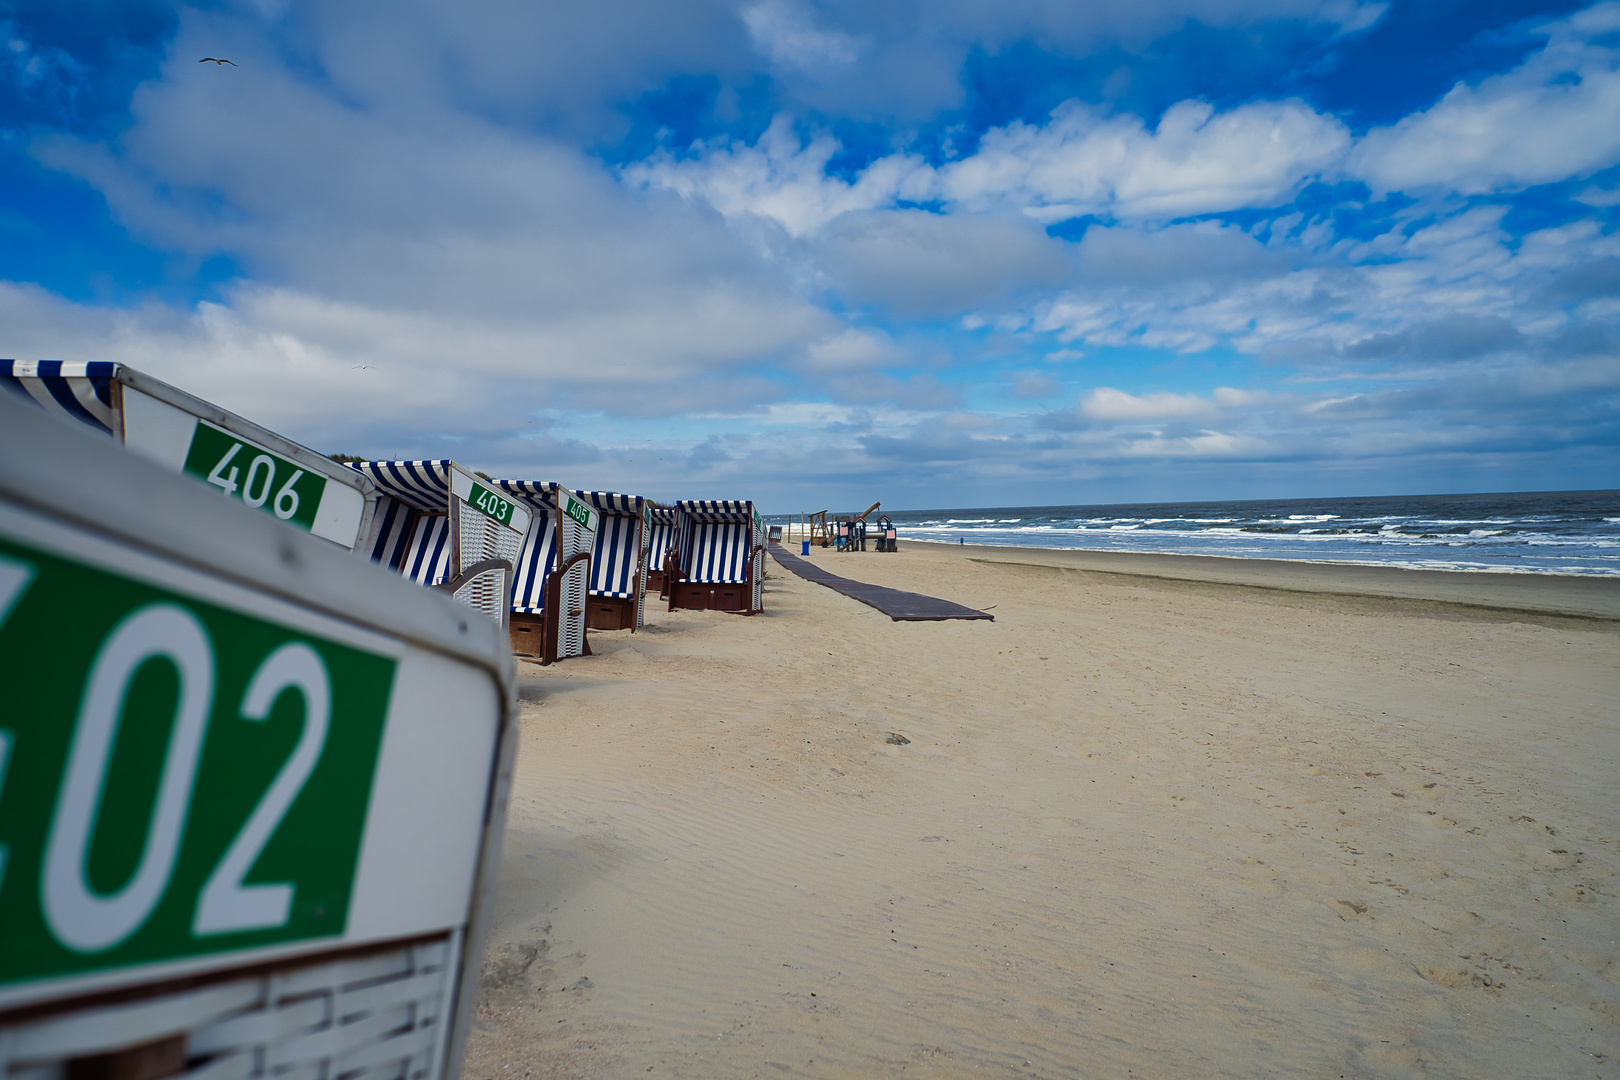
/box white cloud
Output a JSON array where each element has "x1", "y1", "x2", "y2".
[
  {"x1": 1122, "y1": 430, "x2": 1272, "y2": 458},
  {"x1": 0, "y1": 276, "x2": 826, "y2": 445},
  {"x1": 743, "y1": 0, "x2": 864, "y2": 70},
  {"x1": 636, "y1": 96, "x2": 1350, "y2": 231},
  {"x1": 19, "y1": 7, "x2": 853, "y2": 437},
  {"x1": 1574, "y1": 185, "x2": 1620, "y2": 207},
  {"x1": 937, "y1": 98, "x2": 1349, "y2": 221},
  {"x1": 802, "y1": 329, "x2": 900, "y2": 371},
  {"x1": 1024, "y1": 202, "x2": 1618, "y2": 366},
  {"x1": 624, "y1": 115, "x2": 932, "y2": 236},
  {"x1": 822, "y1": 209, "x2": 1073, "y2": 314},
  {"x1": 1352, "y1": 2, "x2": 1620, "y2": 193},
  {"x1": 1080, "y1": 386, "x2": 1218, "y2": 420},
  {"x1": 1011, "y1": 372, "x2": 1059, "y2": 399},
  {"x1": 7, "y1": 0, "x2": 1617, "y2": 506}
]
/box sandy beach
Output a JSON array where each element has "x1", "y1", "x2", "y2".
[{"x1": 465, "y1": 543, "x2": 1620, "y2": 1079}]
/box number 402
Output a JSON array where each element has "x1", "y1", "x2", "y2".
[{"x1": 0, "y1": 562, "x2": 331, "y2": 955}]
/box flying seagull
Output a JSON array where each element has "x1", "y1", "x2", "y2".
[{"x1": 199, "y1": 57, "x2": 236, "y2": 65}]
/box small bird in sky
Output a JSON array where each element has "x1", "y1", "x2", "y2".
[{"x1": 199, "y1": 57, "x2": 236, "y2": 66}]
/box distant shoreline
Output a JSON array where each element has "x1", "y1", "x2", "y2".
[
  {"x1": 766, "y1": 490, "x2": 1619, "y2": 580},
  {"x1": 803, "y1": 537, "x2": 1620, "y2": 620}
]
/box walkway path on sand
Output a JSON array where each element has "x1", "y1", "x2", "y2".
[{"x1": 767, "y1": 543, "x2": 993, "y2": 621}]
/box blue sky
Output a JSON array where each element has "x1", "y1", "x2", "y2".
[{"x1": 2, "y1": 0, "x2": 1617, "y2": 511}]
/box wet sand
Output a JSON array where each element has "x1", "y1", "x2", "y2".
[{"x1": 465, "y1": 543, "x2": 1620, "y2": 1079}]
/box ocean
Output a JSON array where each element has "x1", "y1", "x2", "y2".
[{"x1": 772, "y1": 490, "x2": 1620, "y2": 577}]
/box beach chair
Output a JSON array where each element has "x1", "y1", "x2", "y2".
[
  {"x1": 575, "y1": 490, "x2": 651, "y2": 631},
  {"x1": 645, "y1": 503, "x2": 676, "y2": 593},
  {"x1": 667, "y1": 500, "x2": 766, "y2": 614},
  {"x1": 0, "y1": 394, "x2": 518, "y2": 1080},
  {"x1": 348, "y1": 460, "x2": 534, "y2": 632},
  {"x1": 1, "y1": 360, "x2": 378, "y2": 551},
  {"x1": 490, "y1": 480, "x2": 599, "y2": 663}
]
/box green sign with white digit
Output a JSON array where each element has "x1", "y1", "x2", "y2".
[
  {"x1": 564, "y1": 497, "x2": 591, "y2": 529},
  {"x1": 466, "y1": 482, "x2": 515, "y2": 528},
  {"x1": 183, "y1": 422, "x2": 328, "y2": 532},
  {"x1": 0, "y1": 536, "x2": 395, "y2": 987}
]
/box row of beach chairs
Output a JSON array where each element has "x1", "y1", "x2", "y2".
[{"x1": 2, "y1": 361, "x2": 767, "y2": 664}]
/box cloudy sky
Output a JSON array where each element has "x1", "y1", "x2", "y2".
[{"x1": 3, "y1": 0, "x2": 1618, "y2": 510}]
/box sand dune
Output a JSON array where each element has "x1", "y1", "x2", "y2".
[{"x1": 465, "y1": 544, "x2": 1619, "y2": 1079}]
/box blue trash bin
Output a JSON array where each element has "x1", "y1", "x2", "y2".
[{"x1": 801, "y1": 540, "x2": 810, "y2": 555}]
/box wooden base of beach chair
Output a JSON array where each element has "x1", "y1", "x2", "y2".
[
  {"x1": 509, "y1": 612, "x2": 546, "y2": 657},
  {"x1": 671, "y1": 582, "x2": 748, "y2": 611},
  {"x1": 586, "y1": 596, "x2": 634, "y2": 630},
  {"x1": 646, "y1": 569, "x2": 666, "y2": 592}
]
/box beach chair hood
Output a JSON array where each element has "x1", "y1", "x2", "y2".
[
  {"x1": 349, "y1": 461, "x2": 533, "y2": 629},
  {"x1": 3, "y1": 360, "x2": 377, "y2": 551}
]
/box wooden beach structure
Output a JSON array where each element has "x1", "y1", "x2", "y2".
[
  {"x1": 807, "y1": 510, "x2": 831, "y2": 548},
  {"x1": 348, "y1": 460, "x2": 534, "y2": 631},
  {"x1": 1, "y1": 360, "x2": 379, "y2": 552},
  {"x1": 666, "y1": 499, "x2": 766, "y2": 613}
]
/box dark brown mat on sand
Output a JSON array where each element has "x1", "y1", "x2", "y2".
[{"x1": 768, "y1": 546, "x2": 994, "y2": 622}]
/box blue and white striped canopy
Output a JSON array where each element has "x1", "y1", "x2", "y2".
[
  {"x1": 509, "y1": 517, "x2": 558, "y2": 613},
  {"x1": 350, "y1": 461, "x2": 452, "y2": 585},
  {"x1": 575, "y1": 490, "x2": 641, "y2": 516},
  {"x1": 645, "y1": 505, "x2": 675, "y2": 571},
  {"x1": 347, "y1": 460, "x2": 451, "y2": 513},
  {"x1": 2, "y1": 360, "x2": 118, "y2": 434},
  {"x1": 494, "y1": 479, "x2": 559, "y2": 511},
  {"x1": 677, "y1": 499, "x2": 754, "y2": 524},
  {"x1": 365, "y1": 494, "x2": 452, "y2": 585},
  {"x1": 577, "y1": 490, "x2": 645, "y2": 599},
  {"x1": 675, "y1": 499, "x2": 757, "y2": 585},
  {"x1": 492, "y1": 479, "x2": 559, "y2": 613}
]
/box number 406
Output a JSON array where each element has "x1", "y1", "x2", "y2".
[{"x1": 207, "y1": 443, "x2": 306, "y2": 521}]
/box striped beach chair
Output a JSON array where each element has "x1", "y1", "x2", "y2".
[
  {"x1": 349, "y1": 460, "x2": 534, "y2": 631},
  {"x1": 490, "y1": 480, "x2": 599, "y2": 663},
  {"x1": 1, "y1": 360, "x2": 378, "y2": 551},
  {"x1": 351, "y1": 460, "x2": 455, "y2": 586},
  {"x1": 644, "y1": 504, "x2": 676, "y2": 593},
  {"x1": 668, "y1": 500, "x2": 766, "y2": 614},
  {"x1": 574, "y1": 491, "x2": 651, "y2": 631}
]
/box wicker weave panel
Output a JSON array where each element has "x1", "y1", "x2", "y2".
[
  {"x1": 0, "y1": 938, "x2": 454, "y2": 1080},
  {"x1": 554, "y1": 506, "x2": 592, "y2": 660}
]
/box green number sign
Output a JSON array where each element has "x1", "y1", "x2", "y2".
[
  {"x1": 564, "y1": 497, "x2": 591, "y2": 529},
  {"x1": 466, "y1": 482, "x2": 515, "y2": 528},
  {"x1": 183, "y1": 422, "x2": 328, "y2": 531},
  {"x1": 0, "y1": 535, "x2": 395, "y2": 986}
]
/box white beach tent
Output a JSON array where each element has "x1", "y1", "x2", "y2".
[
  {"x1": 489, "y1": 480, "x2": 599, "y2": 664},
  {"x1": 348, "y1": 460, "x2": 534, "y2": 631},
  {"x1": 1, "y1": 360, "x2": 378, "y2": 551}
]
